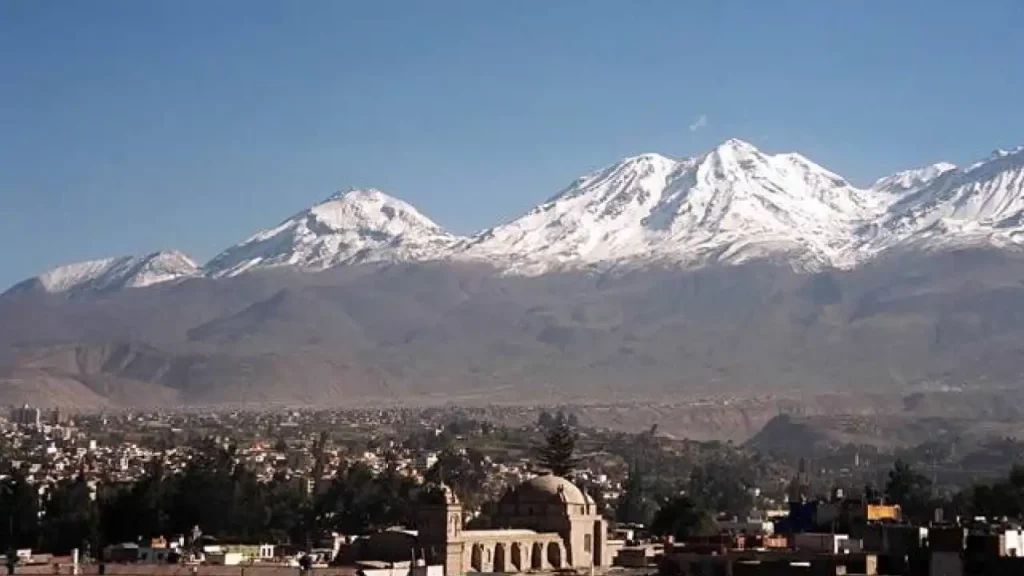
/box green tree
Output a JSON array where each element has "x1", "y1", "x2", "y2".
[
  {"x1": 168, "y1": 438, "x2": 247, "y2": 538},
  {"x1": 689, "y1": 464, "x2": 753, "y2": 518},
  {"x1": 537, "y1": 411, "x2": 556, "y2": 429},
  {"x1": 41, "y1": 475, "x2": 100, "y2": 554},
  {"x1": 99, "y1": 460, "x2": 174, "y2": 544},
  {"x1": 884, "y1": 459, "x2": 933, "y2": 521},
  {"x1": 538, "y1": 412, "x2": 579, "y2": 476},
  {"x1": 650, "y1": 495, "x2": 717, "y2": 540},
  {"x1": 0, "y1": 469, "x2": 39, "y2": 552},
  {"x1": 425, "y1": 449, "x2": 489, "y2": 511},
  {"x1": 319, "y1": 462, "x2": 419, "y2": 535},
  {"x1": 263, "y1": 473, "x2": 313, "y2": 545},
  {"x1": 616, "y1": 461, "x2": 659, "y2": 526},
  {"x1": 960, "y1": 463, "x2": 1024, "y2": 519}
]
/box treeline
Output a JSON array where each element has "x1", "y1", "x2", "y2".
[
  {"x1": 0, "y1": 439, "x2": 429, "y2": 556},
  {"x1": 615, "y1": 459, "x2": 756, "y2": 541},
  {"x1": 887, "y1": 459, "x2": 1024, "y2": 524},
  {"x1": 619, "y1": 457, "x2": 1024, "y2": 541},
  {"x1": 8, "y1": 427, "x2": 1024, "y2": 558}
]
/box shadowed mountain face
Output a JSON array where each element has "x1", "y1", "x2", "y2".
[{"x1": 3, "y1": 249, "x2": 1024, "y2": 408}]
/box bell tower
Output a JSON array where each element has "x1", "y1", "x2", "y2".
[{"x1": 416, "y1": 484, "x2": 465, "y2": 576}]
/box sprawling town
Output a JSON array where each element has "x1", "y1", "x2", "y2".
[{"x1": 0, "y1": 404, "x2": 1020, "y2": 576}]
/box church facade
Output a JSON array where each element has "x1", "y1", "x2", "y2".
[{"x1": 417, "y1": 474, "x2": 609, "y2": 575}]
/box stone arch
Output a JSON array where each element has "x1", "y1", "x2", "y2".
[
  {"x1": 493, "y1": 543, "x2": 507, "y2": 573},
  {"x1": 547, "y1": 542, "x2": 562, "y2": 569},
  {"x1": 593, "y1": 520, "x2": 605, "y2": 566},
  {"x1": 531, "y1": 542, "x2": 544, "y2": 570},
  {"x1": 510, "y1": 542, "x2": 524, "y2": 571},
  {"x1": 471, "y1": 543, "x2": 484, "y2": 572}
]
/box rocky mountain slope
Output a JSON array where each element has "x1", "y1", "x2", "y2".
[{"x1": 6, "y1": 248, "x2": 1024, "y2": 408}]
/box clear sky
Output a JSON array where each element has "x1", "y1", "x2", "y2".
[{"x1": 2, "y1": 0, "x2": 1023, "y2": 288}]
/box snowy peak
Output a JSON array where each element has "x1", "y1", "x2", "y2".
[
  {"x1": 9, "y1": 140, "x2": 1024, "y2": 294},
  {"x1": 546, "y1": 152, "x2": 679, "y2": 205},
  {"x1": 462, "y1": 139, "x2": 875, "y2": 272},
  {"x1": 314, "y1": 188, "x2": 448, "y2": 233},
  {"x1": 461, "y1": 152, "x2": 681, "y2": 267},
  {"x1": 707, "y1": 137, "x2": 762, "y2": 160},
  {"x1": 203, "y1": 188, "x2": 463, "y2": 278},
  {"x1": 870, "y1": 162, "x2": 957, "y2": 195},
  {"x1": 6, "y1": 251, "x2": 199, "y2": 296},
  {"x1": 875, "y1": 147, "x2": 1024, "y2": 240},
  {"x1": 689, "y1": 140, "x2": 864, "y2": 210}
]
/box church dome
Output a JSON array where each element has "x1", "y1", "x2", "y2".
[{"x1": 510, "y1": 474, "x2": 587, "y2": 506}]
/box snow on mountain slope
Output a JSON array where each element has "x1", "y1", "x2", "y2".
[
  {"x1": 459, "y1": 139, "x2": 886, "y2": 272},
  {"x1": 9, "y1": 140, "x2": 1024, "y2": 295},
  {"x1": 858, "y1": 147, "x2": 1024, "y2": 254},
  {"x1": 456, "y1": 152, "x2": 681, "y2": 269},
  {"x1": 870, "y1": 162, "x2": 957, "y2": 195},
  {"x1": 5, "y1": 251, "x2": 200, "y2": 296},
  {"x1": 204, "y1": 189, "x2": 464, "y2": 278}
]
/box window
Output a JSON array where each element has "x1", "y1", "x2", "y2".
[{"x1": 584, "y1": 534, "x2": 592, "y2": 552}]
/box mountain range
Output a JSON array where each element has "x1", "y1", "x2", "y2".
[
  {"x1": 4, "y1": 138, "x2": 1024, "y2": 413},
  {"x1": 8, "y1": 139, "x2": 1024, "y2": 295}
]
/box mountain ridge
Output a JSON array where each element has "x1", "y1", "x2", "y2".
[
  {"x1": 10, "y1": 139, "x2": 1024, "y2": 295},
  {"x1": 7, "y1": 248, "x2": 1024, "y2": 410},
  {"x1": 6, "y1": 251, "x2": 199, "y2": 297}
]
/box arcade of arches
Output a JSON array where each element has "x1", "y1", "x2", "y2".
[{"x1": 417, "y1": 474, "x2": 610, "y2": 575}]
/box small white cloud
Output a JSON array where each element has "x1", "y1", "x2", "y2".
[{"x1": 689, "y1": 114, "x2": 708, "y2": 133}]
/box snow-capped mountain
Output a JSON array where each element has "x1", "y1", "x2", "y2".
[
  {"x1": 459, "y1": 139, "x2": 887, "y2": 272},
  {"x1": 204, "y1": 188, "x2": 464, "y2": 278},
  {"x1": 860, "y1": 147, "x2": 1024, "y2": 253},
  {"x1": 870, "y1": 162, "x2": 957, "y2": 195},
  {"x1": 8, "y1": 139, "x2": 1024, "y2": 295},
  {"x1": 5, "y1": 251, "x2": 199, "y2": 296}
]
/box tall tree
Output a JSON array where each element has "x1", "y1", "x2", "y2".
[
  {"x1": 41, "y1": 475, "x2": 100, "y2": 555},
  {"x1": 885, "y1": 459, "x2": 933, "y2": 521},
  {"x1": 689, "y1": 464, "x2": 753, "y2": 518},
  {"x1": 650, "y1": 495, "x2": 717, "y2": 540},
  {"x1": 959, "y1": 464, "x2": 1024, "y2": 519},
  {"x1": 319, "y1": 462, "x2": 418, "y2": 535},
  {"x1": 616, "y1": 461, "x2": 659, "y2": 526},
  {"x1": 0, "y1": 469, "x2": 39, "y2": 553},
  {"x1": 425, "y1": 448, "x2": 489, "y2": 511},
  {"x1": 538, "y1": 412, "x2": 579, "y2": 477},
  {"x1": 99, "y1": 460, "x2": 173, "y2": 544}
]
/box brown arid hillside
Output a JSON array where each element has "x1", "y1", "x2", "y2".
[{"x1": 5, "y1": 249, "x2": 1024, "y2": 410}]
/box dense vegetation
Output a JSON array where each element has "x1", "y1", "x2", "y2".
[{"x1": 1, "y1": 440, "x2": 425, "y2": 557}]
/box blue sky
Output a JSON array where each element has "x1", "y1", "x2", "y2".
[{"x1": 2, "y1": 0, "x2": 1023, "y2": 288}]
